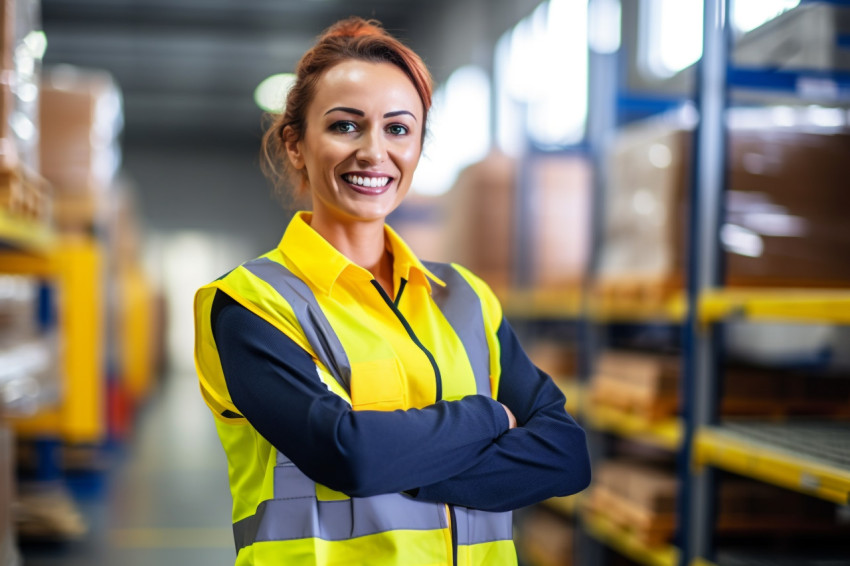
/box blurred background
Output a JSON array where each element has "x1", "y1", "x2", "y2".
[{"x1": 2, "y1": 0, "x2": 850, "y2": 565}]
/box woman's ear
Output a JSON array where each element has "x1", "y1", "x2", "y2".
[{"x1": 283, "y1": 125, "x2": 305, "y2": 170}]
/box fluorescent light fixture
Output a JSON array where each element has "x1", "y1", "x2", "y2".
[
  {"x1": 23, "y1": 31, "x2": 47, "y2": 59},
  {"x1": 254, "y1": 73, "x2": 296, "y2": 113}
]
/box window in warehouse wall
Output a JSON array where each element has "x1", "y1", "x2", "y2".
[
  {"x1": 412, "y1": 65, "x2": 490, "y2": 196},
  {"x1": 639, "y1": 0, "x2": 801, "y2": 79},
  {"x1": 495, "y1": 0, "x2": 588, "y2": 152}
]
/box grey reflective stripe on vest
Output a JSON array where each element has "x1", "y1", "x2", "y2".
[
  {"x1": 423, "y1": 262, "x2": 491, "y2": 397},
  {"x1": 453, "y1": 507, "x2": 513, "y2": 545},
  {"x1": 233, "y1": 493, "x2": 448, "y2": 551},
  {"x1": 243, "y1": 257, "x2": 351, "y2": 392}
]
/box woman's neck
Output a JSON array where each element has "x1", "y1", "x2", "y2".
[{"x1": 308, "y1": 211, "x2": 394, "y2": 293}]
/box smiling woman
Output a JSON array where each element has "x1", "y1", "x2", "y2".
[{"x1": 193, "y1": 16, "x2": 590, "y2": 566}]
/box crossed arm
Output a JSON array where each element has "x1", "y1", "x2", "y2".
[{"x1": 212, "y1": 291, "x2": 590, "y2": 510}]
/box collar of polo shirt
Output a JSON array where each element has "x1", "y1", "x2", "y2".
[{"x1": 278, "y1": 211, "x2": 446, "y2": 297}]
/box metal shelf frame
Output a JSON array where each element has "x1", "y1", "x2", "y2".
[
  {"x1": 0, "y1": 209, "x2": 53, "y2": 254},
  {"x1": 700, "y1": 289, "x2": 850, "y2": 325},
  {"x1": 694, "y1": 423, "x2": 850, "y2": 505},
  {"x1": 581, "y1": 510, "x2": 680, "y2": 566}
]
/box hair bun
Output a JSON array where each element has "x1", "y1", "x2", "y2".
[{"x1": 324, "y1": 16, "x2": 386, "y2": 39}]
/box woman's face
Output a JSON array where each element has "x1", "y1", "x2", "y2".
[{"x1": 286, "y1": 59, "x2": 424, "y2": 225}]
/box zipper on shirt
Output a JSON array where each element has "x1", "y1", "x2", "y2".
[{"x1": 371, "y1": 279, "x2": 443, "y2": 402}]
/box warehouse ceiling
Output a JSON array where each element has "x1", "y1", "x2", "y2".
[{"x1": 41, "y1": 0, "x2": 540, "y2": 148}]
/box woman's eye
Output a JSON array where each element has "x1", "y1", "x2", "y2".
[
  {"x1": 332, "y1": 121, "x2": 357, "y2": 134},
  {"x1": 387, "y1": 124, "x2": 409, "y2": 136}
]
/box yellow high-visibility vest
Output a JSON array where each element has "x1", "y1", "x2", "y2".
[{"x1": 194, "y1": 212, "x2": 517, "y2": 566}]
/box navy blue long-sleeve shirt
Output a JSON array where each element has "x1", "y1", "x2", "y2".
[{"x1": 211, "y1": 291, "x2": 590, "y2": 511}]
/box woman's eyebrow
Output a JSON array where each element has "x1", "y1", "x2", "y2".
[
  {"x1": 323, "y1": 107, "x2": 417, "y2": 121},
  {"x1": 324, "y1": 106, "x2": 364, "y2": 116},
  {"x1": 384, "y1": 110, "x2": 417, "y2": 121}
]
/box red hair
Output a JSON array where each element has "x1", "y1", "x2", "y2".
[{"x1": 261, "y1": 17, "x2": 433, "y2": 196}]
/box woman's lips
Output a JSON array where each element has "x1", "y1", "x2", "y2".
[{"x1": 341, "y1": 173, "x2": 393, "y2": 196}]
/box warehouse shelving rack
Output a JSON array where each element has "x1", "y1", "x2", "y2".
[
  {"x1": 499, "y1": 2, "x2": 850, "y2": 565},
  {"x1": 507, "y1": 1, "x2": 850, "y2": 565},
  {"x1": 0, "y1": 212, "x2": 53, "y2": 255},
  {"x1": 683, "y1": 0, "x2": 850, "y2": 564}
]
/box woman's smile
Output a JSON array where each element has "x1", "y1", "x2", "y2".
[{"x1": 340, "y1": 172, "x2": 393, "y2": 195}]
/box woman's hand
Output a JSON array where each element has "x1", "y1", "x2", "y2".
[{"x1": 500, "y1": 403, "x2": 517, "y2": 429}]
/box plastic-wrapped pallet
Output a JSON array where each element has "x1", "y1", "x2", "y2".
[
  {"x1": 443, "y1": 150, "x2": 591, "y2": 297},
  {"x1": 734, "y1": 2, "x2": 850, "y2": 72},
  {"x1": 599, "y1": 107, "x2": 850, "y2": 292},
  {"x1": 39, "y1": 65, "x2": 123, "y2": 232},
  {"x1": 0, "y1": 0, "x2": 47, "y2": 225}
]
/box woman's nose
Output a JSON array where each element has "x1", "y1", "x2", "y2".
[{"x1": 355, "y1": 129, "x2": 386, "y2": 164}]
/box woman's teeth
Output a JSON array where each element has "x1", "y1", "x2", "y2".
[{"x1": 343, "y1": 175, "x2": 390, "y2": 188}]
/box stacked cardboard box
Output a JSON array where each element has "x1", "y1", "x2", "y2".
[
  {"x1": 443, "y1": 151, "x2": 516, "y2": 295},
  {"x1": 39, "y1": 66, "x2": 122, "y2": 232},
  {"x1": 583, "y1": 459, "x2": 677, "y2": 546},
  {"x1": 585, "y1": 460, "x2": 847, "y2": 547},
  {"x1": 515, "y1": 507, "x2": 574, "y2": 566},
  {"x1": 599, "y1": 109, "x2": 850, "y2": 291},
  {"x1": 590, "y1": 351, "x2": 680, "y2": 421},
  {"x1": 0, "y1": 0, "x2": 48, "y2": 226},
  {"x1": 443, "y1": 150, "x2": 592, "y2": 297},
  {"x1": 526, "y1": 339, "x2": 578, "y2": 380},
  {"x1": 589, "y1": 349, "x2": 850, "y2": 420}
]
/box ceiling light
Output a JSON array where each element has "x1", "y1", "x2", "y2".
[{"x1": 254, "y1": 73, "x2": 295, "y2": 113}]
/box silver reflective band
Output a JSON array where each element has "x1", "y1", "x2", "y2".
[
  {"x1": 453, "y1": 507, "x2": 513, "y2": 545},
  {"x1": 424, "y1": 262, "x2": 492, "y2": 397},
  {"x1": 232, "y1": 492, "x2": 448, "y2": 551},
  {"x1": 243, "y1": 257, "x2": 352, "y2": 392}
]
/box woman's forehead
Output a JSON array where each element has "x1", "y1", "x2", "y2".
[{"x1": 311, "y1": 60, "x2": 423, "y2": 118}]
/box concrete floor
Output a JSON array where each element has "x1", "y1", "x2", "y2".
[{"x1": 20, "y1": 373, "x2": 236, "y2": 566}]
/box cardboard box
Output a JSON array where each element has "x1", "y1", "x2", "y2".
[
  {"x1": 600, "y1": 109, "x2": 850, "y2": 289},
  {"x1": 526, "y1": 340, "x2": 577, "y2": 379},
  {"x1": 443, "y1": 151, "x2": 592, "y2": 295},
  {"x1": 39, "y1": 67, "x2": 122, "y2": 196},
  {"x1": 528, "y1": 154, "x2": 592, "y2": 290},
  {"x1": 443, "y1": 151, "x2": 516, "y2": 294},
  {"x1": 590, "y1": 351, "x2": 680, "y2": 420},
  {"x1": 516, "y1": 508, "x2": 574, "y2": 566}
]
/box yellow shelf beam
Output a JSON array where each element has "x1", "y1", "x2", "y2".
[
  {"x1": 584, "y1": 402, "x2": 683, "y2": 451},
  {"x1": 694, "y1": 426, "x2": 850, "y2": 505},
  {"x1": 0, "y1": 208, "x2": 54, "y2": 254},
  {"x1": 700, "y1": 288, "x2": 850, "y2": 325},
  {"x1": 502, "y1": 287, "x2": 583, "y2": 320},
  {"x1": 589, "y1": 292, "x2": 688, "y2": 323},
  {"x1": 582, "y1": 510, "x2": 679, "y2": 566}
]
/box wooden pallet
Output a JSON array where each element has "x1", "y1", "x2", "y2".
[
  {"x1": 589, "y1": 381, "x2": 679, "y2": 422},
  {"x1": 0, "y1": 166, "x2": 50, "y2": 225},
  {"x1": 583, "y1": 488, "x2": 675, "y2": 547},
  {"x1": 15, "y1": 482, "x2": 87, "y2": 541},
  {"x1": 590, "y1": 351, "x2": 681, "y2": 422}
]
